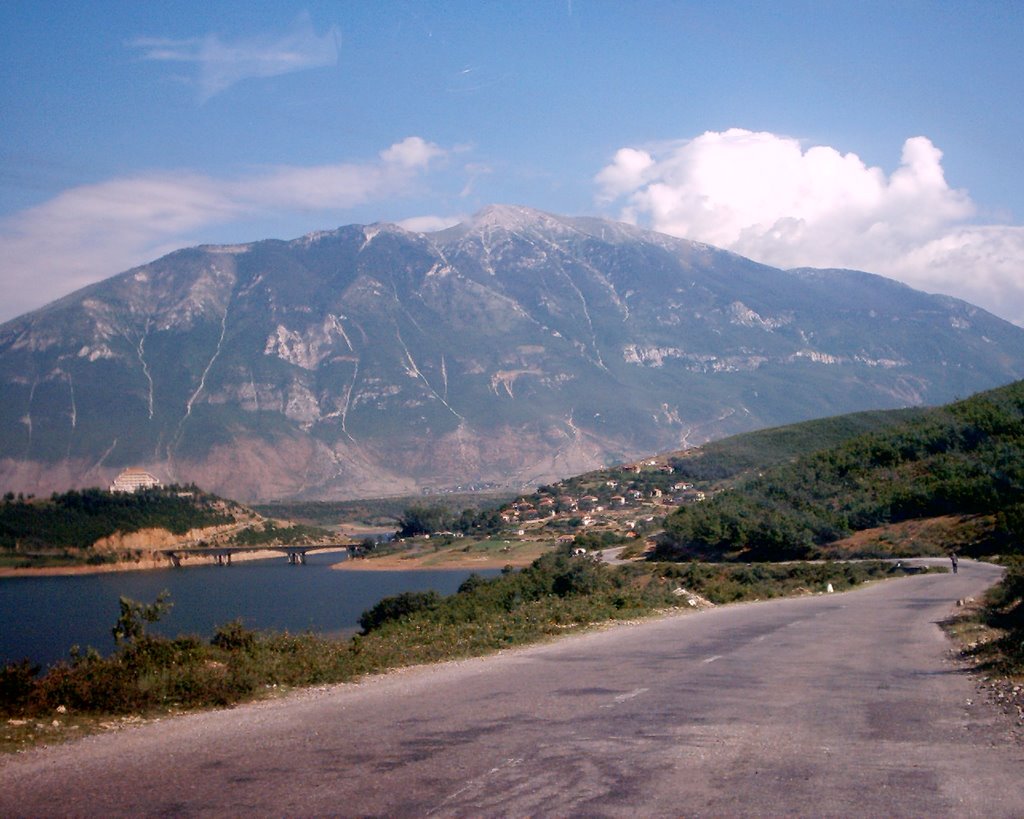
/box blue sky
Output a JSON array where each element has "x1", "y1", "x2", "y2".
[{"x1": 2, "y1": 1, "x2": 1023, "y2": 324}]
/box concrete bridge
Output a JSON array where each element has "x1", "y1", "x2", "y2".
[{"x1": 159, "y1": 543, "x2": 349, "y2": 568}]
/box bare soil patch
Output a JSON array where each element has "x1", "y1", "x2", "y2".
[
  {"x1": 822, "y1": 514, "x2": 992, "y2": 558},
  {"x1": 336, "y1": 539, "x2": 550, "y2": 571}
]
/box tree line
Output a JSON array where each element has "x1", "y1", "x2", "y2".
[
  {"x1": 395, "y1": 504, "x2": 505, "y2": 538},
  {"x1": 0, "y1": 486, "x2": 236, "y2": 553},
  {"x1": 657, "y1": 381, "x2": 1024, "y2": 561}
]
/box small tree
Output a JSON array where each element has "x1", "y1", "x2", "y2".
[{"x1": 112, "y1": 591, "x2": 173, "y2": 646}]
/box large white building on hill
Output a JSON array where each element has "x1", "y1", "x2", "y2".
[{"x1": 109, "y1": 468, "x2": 162, "y2": 493}]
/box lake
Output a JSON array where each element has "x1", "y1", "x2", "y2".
[{"x1": 0, "y1": 552, "x2": 498, "y2": 668}]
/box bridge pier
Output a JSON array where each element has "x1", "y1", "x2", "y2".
[{"x1": 162, "y1": 543, "x2": 347, "y2": 568}]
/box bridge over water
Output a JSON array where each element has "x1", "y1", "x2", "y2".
[{"x1": 159, "y1": 543, "x2": 351, "y2": 567}]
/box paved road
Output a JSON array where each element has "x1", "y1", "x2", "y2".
[{"x1": 3, "y1": 560, "x2": 1022, "y2": 817}]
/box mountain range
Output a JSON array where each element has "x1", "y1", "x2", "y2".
[{"x1": 3, "y1": 204, "x2": 1024, "y2": 501}]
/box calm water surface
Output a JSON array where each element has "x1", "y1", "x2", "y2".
[{"x1": 0, "y1": 552, "x2": 497, "y2": 668}]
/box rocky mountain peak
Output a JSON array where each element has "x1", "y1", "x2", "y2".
[
  {"x1": 433, "y1": 205, "x2": 579, "y2": 245},
  {"x1": 2, "y1": 208, "x2": 1024, "y2": 501},
  {"x1": 468, "y1": 204, "x2": 558, "y2": 230}
]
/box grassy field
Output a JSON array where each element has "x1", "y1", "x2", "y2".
[{"x1": 340, "y1": 536, "x2": 552, "y2": 570}]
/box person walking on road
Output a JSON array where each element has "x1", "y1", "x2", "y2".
[{"x1": 950, "y1": 551, "x2": 959, "y2": 574}]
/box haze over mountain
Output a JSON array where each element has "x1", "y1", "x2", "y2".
[{"x1": 3, "y1": 205, "x2": 1023, "y2": 501}]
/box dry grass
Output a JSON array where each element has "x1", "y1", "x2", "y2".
[
  {"x1": 337, "y1": 537, "x2": 552, "y2": 571},
  {"x1": 820, "y1": 514, "x2": 993, "y2": 559}
]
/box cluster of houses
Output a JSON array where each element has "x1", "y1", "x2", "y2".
[{"x1": 499, "y1": 465, "x2": 706, "y2": 528}]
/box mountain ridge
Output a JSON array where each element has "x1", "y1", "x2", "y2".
[{"x1": 2, "y1": 205, "x2": 1023, "y2": 501}]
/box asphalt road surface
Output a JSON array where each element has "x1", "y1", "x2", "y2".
[{"x1": 3, "y1": 559, "x2": 1022, "y2": 817}]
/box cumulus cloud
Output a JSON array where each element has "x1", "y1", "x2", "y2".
[
  {"x1": 130, "y1": 12, "x2": 339, "y2": 101},
  {"x1": 379, "y1": 137, "x2": 446, "y2": 169},
  {"x1": 597, "y1": 128, "x2": 1024, "y2": 324},
  {"x1": 0, "y1": 138, "x2": 447, "y2": 323}
]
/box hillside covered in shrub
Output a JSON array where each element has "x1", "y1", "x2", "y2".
[
  {"x1": 657, "y1": 380, "x2": 1024, "y2": 562},
  {"x1": 665, "y1": 407, "x2": 928, "y2": 485},
  {"x1": 0, "y1": 486, "x2": 329, "y2": 569},
  {"x1": 0, "y1": 487, "x2": 237, "y2": 552}
]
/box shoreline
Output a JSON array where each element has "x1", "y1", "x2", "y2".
[
  {"x1": 0, "y1": 547, "x2": 349, "y2": 579},
  {"x1": 334, "y1": 554, "x2": 532, "y2": 572}
]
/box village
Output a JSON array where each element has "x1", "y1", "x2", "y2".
[
  {"x1": 349, "y1": 456, "x2": 711, "y2": 570},
  {"x1": 29, "y1": 458, "x2": 716, "y2": 574}
]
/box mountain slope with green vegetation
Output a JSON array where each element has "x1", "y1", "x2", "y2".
[
  {"x1": 0, "y1": 487, "x2": 236, "y2": 552},
  {"x1": 665, "y1": 407, "x2": 929, "y2": 485},
  {"x1": 656, "y1": 380, "x2": 1024, "y2": 562}
]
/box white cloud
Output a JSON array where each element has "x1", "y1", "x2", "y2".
[
  {"x1": 130, "y1": 13, "x2": 339, "y2": 101},
  {"x1": 597, "y1": 128, "x2": 1024, "y2": 324},
  {"x1": 0, "y1": 139, "x2": 447, "y2": 323},
  {"x1": 594, "y1": 148, "x2": 654, "y2": 202},
  {"x1": 379, "y1": 137, "x2": 446, "y2": 169},
  {"x1": 892, "y1": 225, "x2": 1024, "y2": 320}
]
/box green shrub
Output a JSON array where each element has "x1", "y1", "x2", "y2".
[
  {"x1": 0, "y1": 659, "x2": 40, "y2": 715},
  {"x1": 358, "y1": 590, "x2": 442, "y2": 634},
  {"x1": 982, "y1": 558, "x2": 1024, "y2": 670},
  {"x1": 211, "y1": 619, "x2": 257, "y2": 653}
]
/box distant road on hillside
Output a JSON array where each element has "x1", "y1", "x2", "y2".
[{"x1": 3, "y1": 560, "x2": 1023, "y2": 817}]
